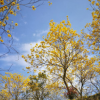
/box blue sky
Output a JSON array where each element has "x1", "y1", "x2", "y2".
[{"x1": 0, "y1": 0, "x2": 93, "y2": 76}]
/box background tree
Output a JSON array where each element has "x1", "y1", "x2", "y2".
[
  {"x1": 24, "y1": 71, "x2": 49, "y2": 100},
  {"x1": 0, "y1": 72, "x2": 30, "y2": 100},
  {"x1": 71, "y1": 57, "x2": 97, "y2": 99},
  {"x1": 78, "y1": 0, "x2": 100, "y2": 99},
  {"x1": 83, "y1": 0, "x2": 100, "y2": 94},
  {"x1": 84, "y1": 0, "x2": 100, "y2": 51}
]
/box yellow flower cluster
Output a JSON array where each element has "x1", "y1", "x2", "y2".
[
  {"x1": 0, "y1": 39, "x2": 3, "y2": 42},
  {"x1": 35, "y1": 54, "x2": 39, "y2": 58},
  {"x1": 2, "y1": 23, "x2": 6, "y2": 26},
  {"x1": 15, "y1": 23, "x2": 18, "y2": 26},
  {"x1": 96, "y1": 2, "x2": 99, "y2": 6},
  {"x1": 22, "y1": 55, "x2": 24, "y2": 58},
  {"x1": 6, "y1": 16, "x2": 9, "y2": 20},
  {"x1": 17, "y1": 4, "x2": 20, "y2": 10},
  {"x1": 32, "y1": 6, "x2": 36, "y2": 10},
  {"x1": 91, "y1": 1, "x2": 95, "y2": 5},
  {"x1": 48, "y1": 1, "x2": 52, "y2": 6},
  {"x1": 8, "y1": 34, "x2": 11, "y2": 37},
  {"x1": 34, "y1": 69, "x2": 37, "y2": 72},
  {"x1": 26, "y1": 67, "x2": 30, "y2": 69},
  {"x1": 0, "y1": 36, "x2": 3, "y2": 42},
  {"x1": 0, "y1": 0, "x2": 4, "y2": 5},
  {"x1": 0, "y1": 6, "x2": 8, "y2": 12},
  {"x1": 10, "y1": 10, "x2": 14, "y2": 14},
  {"x1": 7, "y1": 30, "x2": 10, "y2": 33},
  {"x1": 12, "y1": 2, "x2": 15, "y2": 6}
]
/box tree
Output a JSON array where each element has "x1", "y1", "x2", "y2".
[
  {"x1": 83, "y1": 0, "x2": 100, "y2": 94},
  {"x1": 71, "y1": 57, "x2": 97, "y2": 99},
  {"x1": 22, "y1": 16, "x2": 89, "y2": 98},
  {"x1": 0, "y1": 72, "x2": 30, "y2": 100},
  {"x1": 26, "y1": 71, "x2": 49, "y2": 100},
  {"x1": 83, "y1": 0, "x2": 100, "y2": 54},
  {"x1": 78, "y1": 0, "x2": 100, "y2": 98},
  {"x1": 0, "y1": 0, "x2": 52, "y2": 72}
]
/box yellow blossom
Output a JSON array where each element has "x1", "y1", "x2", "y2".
[
  {"x1": 49, "y1": 2, "x2": 52, "y2": 6},
  {"x1": 17, "y1": 4, "x2": 19, "y2": 6},
  {"x1": 92, "y1": 52, "x2": 94, "y2": 54},
  {"x1": 7, "y1": 30, "x2": 10, "y2": 33},
  {"x1": 91, "y1": 1, "x2": 95, "y2": 5},
  {"x1": 92, "y1": 41, "x2": 96, "y2": 45},
  {"x1": 0, "y1": 1, "x2": 4, "y2": 5},
  {"x1": 25, "y1": 59, "x2": 27, "y2": 62},
  {"x1": 0, "y1": 21, "x2": 2, "y2": 24},
  {"x1": 4, "y1": 6, "x2": 8, "y2": 9},
  {"x1": 2, "y1": 23, "x2": 6, "y2": 26},
  {"x1": 50, "y1": 19, "x2": 53, "y2": 22},
  {"x1": 8, "y1": 34, "x2": 11, "y2": 37},
  {"x1": 0, "y1": 39, "x2": 3, "y2": 42},
  {"x1": 12, "y1": 2, "x2": 15, "y2": 5},
  {"x1": 26, "y1": 67, "x2": 30, "y2": 69},
  {"x1": 96, "y1": 2, "x2": 99, "y2": 6},
  {"x1": 32, "y1": 6, "x2": 36, "y2": 10},
  {"x1": 17, "y1": 6, "x2": 20, "y2": 10},
  {"x1": 14, "y1": 12, "x2": 16, "y2": 16},
  {"x1": 6, "y1": 16, "x2": 9, "y2": 20},
  {"x1": 15, "y1": 23, "x2": 18, "y2": 26},
  {"x1": 62, "y1": 20, "x2": 65, "y2": 23},
  {"x1": 34, "y1": 69, "x2": 37, "y2": 72},
  {"x1": 10, "y1": 10, "x2": 14, "y2": 14},
  {"x1": 22, "y1": 55, "x2": 24, "y2": 58}
]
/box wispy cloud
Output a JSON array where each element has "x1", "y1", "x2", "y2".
[
  {"x1": 33, "y1": 28, "x2": 49, "y2": 37},
  {"x1": 24, "y1": 21, "x2": 27, "y2": 24},
  {"x1": 13, "y1": 36, "x2": 19, "y2": 41},
  {"x1": 33, "y1": 33, "x2": 36, "y2": 36}
]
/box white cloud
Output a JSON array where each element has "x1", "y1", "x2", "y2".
[
  {"x1": 19, "y1": 40, "x2": 41, "y2": 54},
  {"x1": 0, "y1": 54, "x2": 29, "y2": 67},
  {"x1": 0, "y1": 40, "x2": 41, "y2": 68}
]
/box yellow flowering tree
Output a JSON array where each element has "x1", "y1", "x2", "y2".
[
  {"x1": 84, "y1": 0, "x2": 100, "y2": 52},
  {"x1": 22, "y1": 16, "x2": 88, "y2": 96},
  {"x1": 0, "y1": 72, "x2": 30, "y2": 100},
  {"x1": 71, "y1": 57, "x2": 97, "y2": 98},
  {"x1": 84, "y1": 1, "x2": 100, "y2": 93}
]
